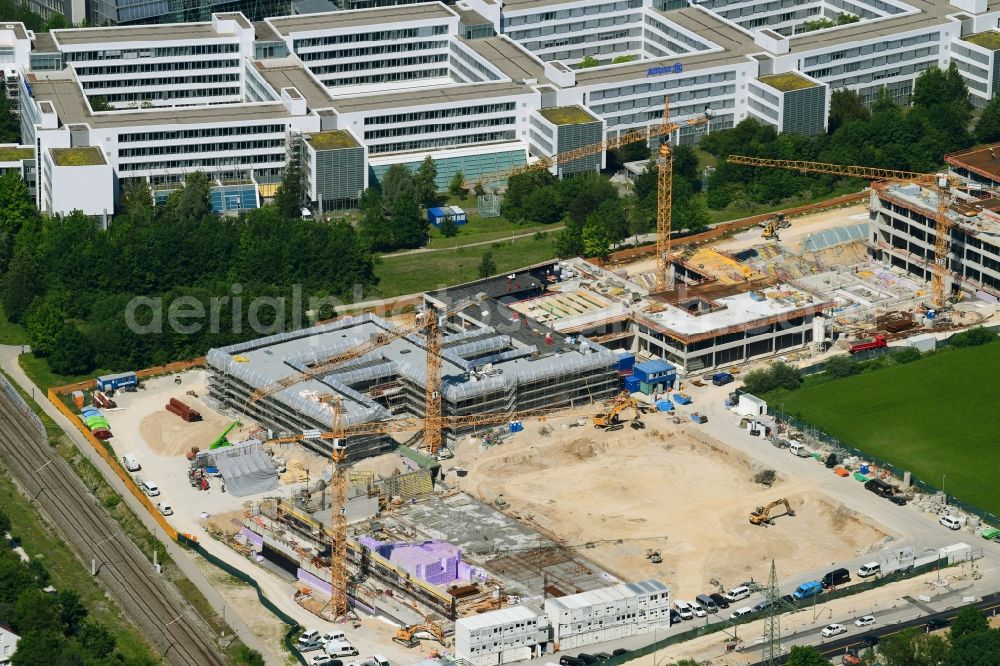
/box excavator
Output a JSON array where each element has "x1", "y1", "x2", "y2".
[
  {"x1": 760, "y1": 214, "x2": 790, "y2": 241},
  {"x1": 393, "y1": 622, "x2": 446, "y2": 648},
  {"x1": 749, "y1": 498, "x2": 796, "y2": 526},
  {"x1": 593, "y1": 393, "x2": 646, "y2": 429}
]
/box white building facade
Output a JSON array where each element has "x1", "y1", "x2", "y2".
[
  {"x1": 454, "y1": 605, "x2": 551, "y2": 666},
  {"x1": 3, "y1": 0, "x2": 1000, "y2": 214}
]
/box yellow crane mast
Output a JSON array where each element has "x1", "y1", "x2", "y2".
[{"x1": 725, "y1": 155, "x2": 957, "y2": 308}]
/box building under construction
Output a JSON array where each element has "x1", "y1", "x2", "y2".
[{"x1": 205, "y1": 289, "x2": 620, "y2": 459}]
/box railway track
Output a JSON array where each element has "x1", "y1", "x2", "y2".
[{"x1": 0, "y1": 393, "x2": 227, "y2": 666}]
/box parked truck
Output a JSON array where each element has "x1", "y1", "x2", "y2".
[{"x1": 849, "y1": 334, "x2": 887, "y2": 354}]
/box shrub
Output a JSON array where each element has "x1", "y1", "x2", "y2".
[{"x1": 949, "y1": 326, "x2": 996, "y2": 348}]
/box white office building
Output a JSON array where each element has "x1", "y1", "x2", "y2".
[
  {"x1": 544, "y1": 579, "x2": 670, "y2": 650},
  {"x1": 454, "y1": 605, "x2": 551, "y2": 666},
  {"x1": 2, "y1": 0, "x2": 1000, "y2": 215}
]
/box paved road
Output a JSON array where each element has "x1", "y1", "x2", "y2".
[
  {"x1": 0, "y1": 385, "x2": 226, "y2": 665},
  {"x1": 746, "y1": 591, "x2": 1000, "y2": 665},
  {"x1": 0, "y1": 346, "x2": 266, "y2": 659}
]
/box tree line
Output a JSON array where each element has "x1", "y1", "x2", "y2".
[
  {"x1": 701, "y1": 64, "x2": 979, "y2": 211},
  {"x1": 0, "y1": 168, "x2": 377, "y2": 377},
  {"x1": 498, "y1": 142, "x2": 708, "y2": 260},
  {"x1": 0, "y1": 508, "x2": 155, "y2": 665}
]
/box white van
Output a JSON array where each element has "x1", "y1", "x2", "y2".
[
  {"x1": 139, "y1": 479, "x2": 160, "y2": 497},
  {"x1": 673, "y1": 601, "x2": 694, "y2": 620},
  {"x1": 122, "y1": 454, "x2": 140, "y2": 472},
  {"x1": 689, "y1": 600, "x2": 707, "y2": 617},
  {"x1": 789, "y1": 443, "x2": 811, "y2": 458},
  {"x1": 729, "y1": 607, "x2": 754, "y2": 620},
  {"x1": 939, "y1": 515, "x2": 962, "y2": 530},
  {"x1": 724, "y1": 585, "x2": 751, "y2": 602},
  {"x1": 857, "y1": 562, "x2": 881, "y2": 578},
  {"x1": 325, "y1": 641, "x2": 359, "y2": 657},
  {"x1": 320, "y1": 631, "x2": 346, "y2": 645}
]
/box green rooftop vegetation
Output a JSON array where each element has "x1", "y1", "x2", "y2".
[
  {"x1": 0, "y1": 147, "x2": 33, "y2": 162},
  {"x1": 758, "y1": 72, "x2": 816, "y2": 92},
  {"x1": 539, "y1": 106, "x2": 596, "y2": 125},
  {"x1": 307, "y1": 131, "x2": 359, "y2": 150},
  {"x1": 50, "y1": 147, "x2": 105, "y2": 167},
  {"x1": 964, "y1": 31, "x2": 1000, "y2": 50}
]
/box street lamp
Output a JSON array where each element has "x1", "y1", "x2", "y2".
[{"x1": 924, "y1": 548, "x2": 942, "y2": 585}]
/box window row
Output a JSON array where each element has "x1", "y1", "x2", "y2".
[
  {"x1": 364, "y1": 115, "x2": 514, "y2": 140},
  {"x1": 364, "y1": 102, "x2": 515, "y2": 126},
  {"x1": 803, "y1": 31, "x2": 938, "y2": 67},
  {"x1": 119, "y1": 123, "x2": 287, "y2": 143},
  {"x1": 297, "y1": 40, "x2": 447, "y2": 62},
  {"x1": 74, "y1": 59, "x2": 239, "y2": 76},
  {"x1": 119, "y1": 152, "x2": 284, "y2": 172},
  {"x1": 310, "y1": 53, "x2": 447, "y2": 75},
  {"x1": 503, "y1": 0, "x2": 641, "y2": 27},
  {"x1": 119, "y1": 139, "x2": 284, "y2": 158},
  {"x1": 368, "y1": 130, "x2": 516, "y2": 155},
  {"x1": 293, "y1": 25, "x2": 448, "y2": 49},
  {"x1": 82, "y1": 73, "x2": 239, "y2": 90},
  {"x1": 64, "y1": 43, "x2": 239, "y2": 62},
  {"x1": 320, "y1": 67, "x2": 448, "y2": 87}
]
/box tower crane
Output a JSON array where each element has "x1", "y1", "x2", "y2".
[
  {"x1": 469, "y1": 98, "x2": 711, "y2": 292},
  {"x1": 725, "y1": 155, "x2": 957, "y2": 308},
  {"x1": 264, "y1": 400, "x2": 602, "y2": 618}
]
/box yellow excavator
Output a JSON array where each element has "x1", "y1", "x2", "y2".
[
  {"x1": 749, "y1": 498, "x2": 796, "y2": 526},
  {"x1": 393, "y1": 622, "x2": 446, "y2": 648},
  {"x1": 593, "y1": 394, "x2": 645, "y2": 428},
  {"x1": 761, "y1": 214, "x2": 790, "y2": 241}
]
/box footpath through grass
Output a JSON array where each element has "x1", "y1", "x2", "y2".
[{"x1": 775, "y1": 343, "x2": 1000, "y2": 514}]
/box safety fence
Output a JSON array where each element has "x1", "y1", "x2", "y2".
[
  {"x1": 773, "y1": 410, "x2": 1000, "y2": 529},
  {"x1": 177, "y1": 534, "x2": 307, "y2": 666},
  {"x1": 0, "y1": 371, "x2": 46, "y2": 440},
  {"x1": 600, "y1": 559, "x2": 943, "y2": 666}
]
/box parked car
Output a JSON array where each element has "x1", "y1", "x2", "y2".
[
  {"x1": 888, "y1": 495, "x2": 908, "y2": 506},
  {"x1": 593, "y1": 653, "x2": 611, "y2": 661},
  {"x1": 822, "y1": 623, "x2": 848, "y2": 638},
  {"x1": 121, "y1": 454, "x2": 140, "y2": 471},
  {"x1": 792, "y1": 581, "x2": 823, "y2": 601},
  {"x1": 779, "y1": 594, "x2": 796, "y2": 607},
  {"x1": 939, "y1": 515, "x2": 962, "y2": 530},
  {"x1": 299, "y1": 642, "x2": 324, "y2": 654},
  {"x1": 320, "y1": 632, "x2": 346, "y2": 645},
  {"x1": 857, "y1": 562, "x2": 881, "y2": 578},
  {"x1": 611, "y1": 649, "x2": 629, "y2": 657},
  {"x1": 324, "y1": 642, "x2": 358, "y2": 657},
  {"x1": 575, "y1": 655, "x2": 598, "y2": 665},
  {"x1": 298, "y1": 630, "x2": 321, "y2": 646},
  {"x1": 559, "y1": 657, "x2": 583, "y2": 666},
  {"x1": 926, "y1": 617, "x2": 949, "y2": 630},
  {"x1": 311, "y1": 656, "x2": 340, "y2": 666},
  {"x1": 752, "y1": 598, "x2": 773, "y2": 613},
  {"x1": 855, "y1": 615, "x2": 876, "y2": 627},
  {"x1": 709, "y1": 593, "x2": 730, "y2": 609},
  {"x1": 669, "y1": 608, "x2": 681, "y2": 625},
  {"x1": 729, "y1": 607, "x2": 754, "y2": 620},
  {"x1": 690, "y1": 601, "x2": 707, "y2": 617},
  {"x1": 156, "y1": 502, "x2": 173, "y2": 516}
]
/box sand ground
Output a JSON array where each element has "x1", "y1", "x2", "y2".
[{"x1": 451, "y1": 418, "x2": 895, "y2": 599}]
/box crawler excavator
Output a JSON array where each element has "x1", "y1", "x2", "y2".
[
  {"x1": 749, "y1": 498, "x2": 796, "y2": 526},
  {"x1": 393, "y1": 622, "x2": 446, "y2": 648},
  {"x1": 592, "y1": 394, "x2": 646, "y2": 429}
]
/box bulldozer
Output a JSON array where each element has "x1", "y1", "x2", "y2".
[
  {"x1": 393, "y1": 622, "x2": 446, "y2": 648},
  {"x1": 749, "y1": 498, "x2": 796, "y2": 526},
  {"x1": 593, "y1": 394, "x2": 645, "y2": 429},
  {"x1": 761, "y1": 214, "x2": 790, "y2": 241}
]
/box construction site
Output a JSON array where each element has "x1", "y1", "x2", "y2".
[{"x1": 60, "y1": 146, "x2": 1000, "y2": 666}]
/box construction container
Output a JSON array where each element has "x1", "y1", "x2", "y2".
[
  {"x1": 632, "y1": 360, "x2": 676, "y2": 383},
  {"x1": 95, "y1": 371, "x2": 137, "y2": 392},
  {"x1": 639, "y1": 381, "x2": 654, "y2": 395},
  {"x1": 623, "y1": 376, "x2": 641, "y2": 393},
  {"x1": 72, "y1": 390, "x2": 85, "y2": 409},
  {"x1": 614, "y1": 352, "x2": 635, "y2": 372}
]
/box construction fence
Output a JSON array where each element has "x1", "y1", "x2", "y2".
[
  {"x1": 0, "y1": 371, "x2": 46, "y2": 440},
  {"x1": 773, "y1": 410, "x2": 1000, "y2": 529},
  {"x1": 600, "y1": 558, "x2": 944, "y2": 666},
  {"x1": 177, "y1": 534, "x2": 307, "y2": 666}
]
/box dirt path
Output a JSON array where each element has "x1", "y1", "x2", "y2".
[{"x1": 380, "y1": 225, "x2": 564, "y2": 258}]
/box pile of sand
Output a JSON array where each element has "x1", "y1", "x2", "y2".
[{"x1": 139, "y1": 399, "x2": 232, "y2": 457}]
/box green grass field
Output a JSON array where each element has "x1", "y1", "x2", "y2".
[
  {"x1": 375, "y1": 233, "x2": 557, "y2": 297},
  {"x1": 776, "y1": 343, "x2": 1000, "y2": 514}
]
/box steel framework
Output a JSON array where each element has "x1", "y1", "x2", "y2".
[{"x1": 725, "y1": 155, "x2": 957, "y2": 308}]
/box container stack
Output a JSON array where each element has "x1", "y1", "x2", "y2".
[{"x1": 166, "y1": 397, "x2": 201, "y2": 422}]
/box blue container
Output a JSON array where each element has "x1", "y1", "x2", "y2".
[
  {"x1": 623, "y1": 376, "x2": 641, "y2": 393},
  {"x1": 615, "y1": 353, "x2": 636, "y2": 372},
  {"x1": 655, "y1": 400, "x2": 674, "y2": 412},
  {"x1": 860, "y1": 464, "x2": 870, "y2": 475},
  {"x1": 509, "y1": 421, "x2": 524, "y2": 433},
  {"x1": 632, "y1": 359, "x2": 675, "y2": 382}
]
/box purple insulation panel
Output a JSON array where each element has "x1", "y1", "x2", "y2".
[
  {"x1": 360, "y1": 538, "x2": 462, "y2": 585},
  {"x1": 298, "y1": 568, "x2": 333, "y2": 597},
  {"x1": 239, "y1": 527, "x2": 264, "y2": 552}
]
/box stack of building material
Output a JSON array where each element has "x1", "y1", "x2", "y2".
[
  {"x1": 166, "y1": 397, "x2": 201, "y2": 422},
  {"x1": 359, "y1": 537, "x2": 462, "y2": 586},
  {"x1": 81, "y1": 406, "x2": 112, "y2": 439}
]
